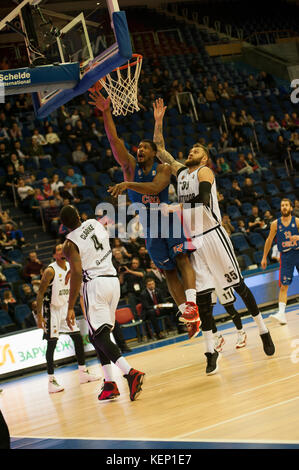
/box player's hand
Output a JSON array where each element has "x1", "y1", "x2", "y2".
[
  {"x1": 108, "y1": 182, "x2": 128, "y2": 198},
  {"x1": 290, "y1": 234, "x2": 299, "y2": 243},
  {"x1": 261, "y1": 257, "x2": 267, "y2": 270},
  {"x1": 88, "y1": 83, "x2": 111, "y2": 112},
  {"x1": 66, "y1": 308, "x2": 76, "y2": 331},
  {"x1": 153, "y1": 98, "x2": 167, "y2": 122}
]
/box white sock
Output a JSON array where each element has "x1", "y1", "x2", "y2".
[
  {"x1": 115, "y1": 357, "x2": 131, "y2": 375},
  {"x1": 178, "y1": 303, "x2": 186, "y2": 313},
  {"x1": 253, "y1": 313, "x2": 268, "y2": 334},
  {"x1": 203, "y1": 330, "x2": 215, "y2": 353},
  {"x1": 278, "y1": 302, "x2": 286, "y2": 315},
  {"x1": 185, "y1": 289, "x2": 196, "y2": 304},
  {"x1": 102, "y1": 364, "x2": 114, "y2": 382},
  {"x1": 48, "y1": 374, "x2": 54, "y2": 381},
  {"x1": 78, "y1": 365, "x2": 87, "y2": 372}
]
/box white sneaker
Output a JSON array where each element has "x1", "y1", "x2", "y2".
[
  {"x1": 214, "y1": 334, "x2": 225, "y2": 352},
  {"x1": 235, "y1": 331, "x2": 247, "y2": 349},
  {"x1": 79, "y1": 369, "x2": 101, "y2": 384},
  {"x1": 269, "y1": 312, "x2": 287, "y2": 325},
  {"x1": 48, "y1": 377, "x2": 64, "y2": 394}
]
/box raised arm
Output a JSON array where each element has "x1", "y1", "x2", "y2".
[
  {"x1": 108, "y1": 163, "x2": 172, "y2": 197},
  {"x1": 89, "y1": 84, "x2": 136, "y2": 181},
  {"x1": 261, "y1": 220, "x2": 278, "y2": 269},
  {"x1": 153, "y1": 98, "x2": 185, "y2": 177}
]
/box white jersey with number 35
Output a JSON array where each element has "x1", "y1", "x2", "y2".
[{"x1": 66, "y1": 219, "x2": 116, "y2": 281}]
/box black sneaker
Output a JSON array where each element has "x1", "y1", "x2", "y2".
[
  {"x1": 260, "y1": 331, "x2": 275, "y2": 356},
  {"x1": 124, "y1": 368, "x2": 145, "y2": 401},
  {"x1": 205, "y1": 351, "x2": 219, "y2": 375}
]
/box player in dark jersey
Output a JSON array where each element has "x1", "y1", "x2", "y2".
[
  {"x1": 261, "y1": 198, "x2": 299, "y2": 325},
  {"x1": 88, "y1": 87, "x2": 199, "y2": 330}
]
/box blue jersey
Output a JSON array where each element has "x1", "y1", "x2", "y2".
[
  {"x1": 127, "y1": 161, "x2": 169, "y2": 237},
  {"x1": 276, "y1": 216, "x2": 299, "y2": 253}
]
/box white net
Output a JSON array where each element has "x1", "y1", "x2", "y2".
[{"x1": 98, "y1": 54, "x2": 143, "y2": 116}]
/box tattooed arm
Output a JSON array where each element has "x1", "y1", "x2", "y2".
[{"x1": 153, "y1": 98, "x2": 185, "y2": 177}]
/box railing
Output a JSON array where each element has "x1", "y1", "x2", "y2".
[
  {"x1": 175, "y1": 92, "x2": 198, "y2": 121},
  {"x1": 285, "y1": 148, "x2": 294, "y2": 176},
  {"x1": 244, "y1": 29, "x2": 297, "y2": 45}
]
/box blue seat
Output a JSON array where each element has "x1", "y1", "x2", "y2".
[
  {"x1": 79, "y1": 188, "x2": 94, "y2": 200},
  {"x1": 280, "y1": 180, "x2": 293, "y2": 193},
  {"x1": 227, "y1": 205, "x2": 241, "y2": 220},
  {"x1": 231, "y1": 234, "x2": 250, "y2": 253},
  {"x1": 5, "y1": 249, "x2": 24, "y2": 264},
  {"x1": 98, "y1": 174, "x2": 112, "y2": 186},
  {"x1": 262, "y1": 169, "x2": 274, "y2": 182},
  {"x1": 0, "y1": 309, "x2": 15, "y2": 331},
  {"x1": 266, "y1": 183, "x2": 279, "y2": 196},
  {"x1": 275, "y1": 167, "x2": 288, "y2": 179},
  {"x1": 14, "y1": 304, "x2": 32, "y2": 327},
  {"x1": 257, "y1": 199, "x2": 271, "y2": 212},
  {"x1": 2, "y1": 267, "x2": 21, "y2": 282},
  {"x1": 271, "y1": 197, "x2": 281, "y2": 211},
  {"x1": 241, "y1": 202, "x2": 253, "y2": 217},
  {"x1": 248, "y1": 232, "x2": 265, "y2": 249}
]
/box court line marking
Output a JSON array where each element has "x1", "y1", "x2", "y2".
[
  {"x1": 174, "y1": 396, "x2": 299, "y2": 440},
  {"x1": 233, "y1": 372, "x2": 299, "y2": 396},
  {"x1": 10, "y1": 435, "x2": 299, "y2": 444}
]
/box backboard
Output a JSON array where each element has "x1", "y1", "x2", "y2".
[{"x1": 0, "y1": 0, "x2": 133, "y2": 118}]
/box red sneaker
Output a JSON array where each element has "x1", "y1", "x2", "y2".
[
  {"x1": 124, "y1": 368, "x2": 145, "y2": 401},
  {"x1": 186, "y1": 321, "x2": 200, "y2": 340},
  {"x1": 179, "y1": 302, "x2": 200, "y2": 324},
  {"x1": 98, "y1": 380, "x2": 120, "y2": 401}
]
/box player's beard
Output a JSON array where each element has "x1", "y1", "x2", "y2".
[
  {"x1": 185, "y1": 156, "x2": 204, "y2": 168},
  {"x1": 281, "y1": 209, "x2": 291, "y2": 217}
]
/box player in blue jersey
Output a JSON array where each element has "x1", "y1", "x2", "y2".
[
  {"x1": 88, "y1": 88, "x2": 199, "y2": 332},
  {"x1": 261, "y1": 198, "x2": 299, "y2": 325}
]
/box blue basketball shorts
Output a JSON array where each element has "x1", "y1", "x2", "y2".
[{"x1": 279, "y1": 249, "x2": 299, "y2": 286}]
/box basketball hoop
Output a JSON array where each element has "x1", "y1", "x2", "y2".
[{"x1": 98, "y1": 53, "x2": 143, "y2": 116}]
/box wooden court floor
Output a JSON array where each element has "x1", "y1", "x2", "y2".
[{"x1": 1, "y1": 306, "x2": 299, "y2": 449}]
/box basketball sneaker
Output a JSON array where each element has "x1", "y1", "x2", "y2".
[
  {"x1": 269, "y1": 312, "x2": 287, "y2": 325},
  {"x1": 98, "y1": 380, "x2": 120, "y2": 401},
  {"x1": 214, "y1": 334, "x2": 225, "y2": 352},
  {"x1": 260, "y1": 331, "x2": 275, "y2": 356},
  {"x1": 205, "y1": 351, "x2": 220, "y2": 375},
  {"x1": 48, "y1": 377, "x2": 64, "y2": 394},
  {"x1": 179, "y1": 302, "x2": 200, "y2": 323},
  {"x1": 124, "y1": 368, "x2": 145, "y2": 401},
  {"x1": 79, "y1": 368, "x2": 101, "y2": 384},
  {"x1": 186, "y1": 321, "x2": 200, "y2": 340},
  {"x1": 235, "y1": 331, "x2": 247, "y2": 349}
]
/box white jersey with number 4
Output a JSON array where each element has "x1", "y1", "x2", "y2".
[{"x1": 66, "y1": 219, "x2": 116, "y2": 281}]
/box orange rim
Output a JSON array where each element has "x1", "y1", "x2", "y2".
[{"x1": 112, "y1": 53, "x2": 143, "y2": 72}]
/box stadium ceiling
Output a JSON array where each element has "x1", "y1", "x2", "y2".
[{"x1": 1, "y1": 0, "x2": 194, "y2": 17}]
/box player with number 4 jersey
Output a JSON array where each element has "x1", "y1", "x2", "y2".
[{"x1": 61, "y1": 205, "x2": 145, "y2": 402}]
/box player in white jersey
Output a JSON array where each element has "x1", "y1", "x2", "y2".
[
  {"x1": 60, "y1": 205, "x2": 145, "y2": 401},
  {"x1": 36, "y1": 244, "x2": 100, "y2": 394},
  {"x1": 153, "y1": 98, "x2": 275, "y2": 374}
]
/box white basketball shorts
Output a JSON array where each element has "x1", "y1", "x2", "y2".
[
  {"x1": 82, "y1": 276, "x2": 120, "y2": 335},
  {"x1": 43, "y1": 304, "x2": 80, "y2": 340},
  {"x1": 191, "y1": 225, "x2": 243, "y2": 294}
]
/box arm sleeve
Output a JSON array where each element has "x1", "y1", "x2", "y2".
[{"x1": 185, "y1": 181, "x2": 212, "y2": 207}]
